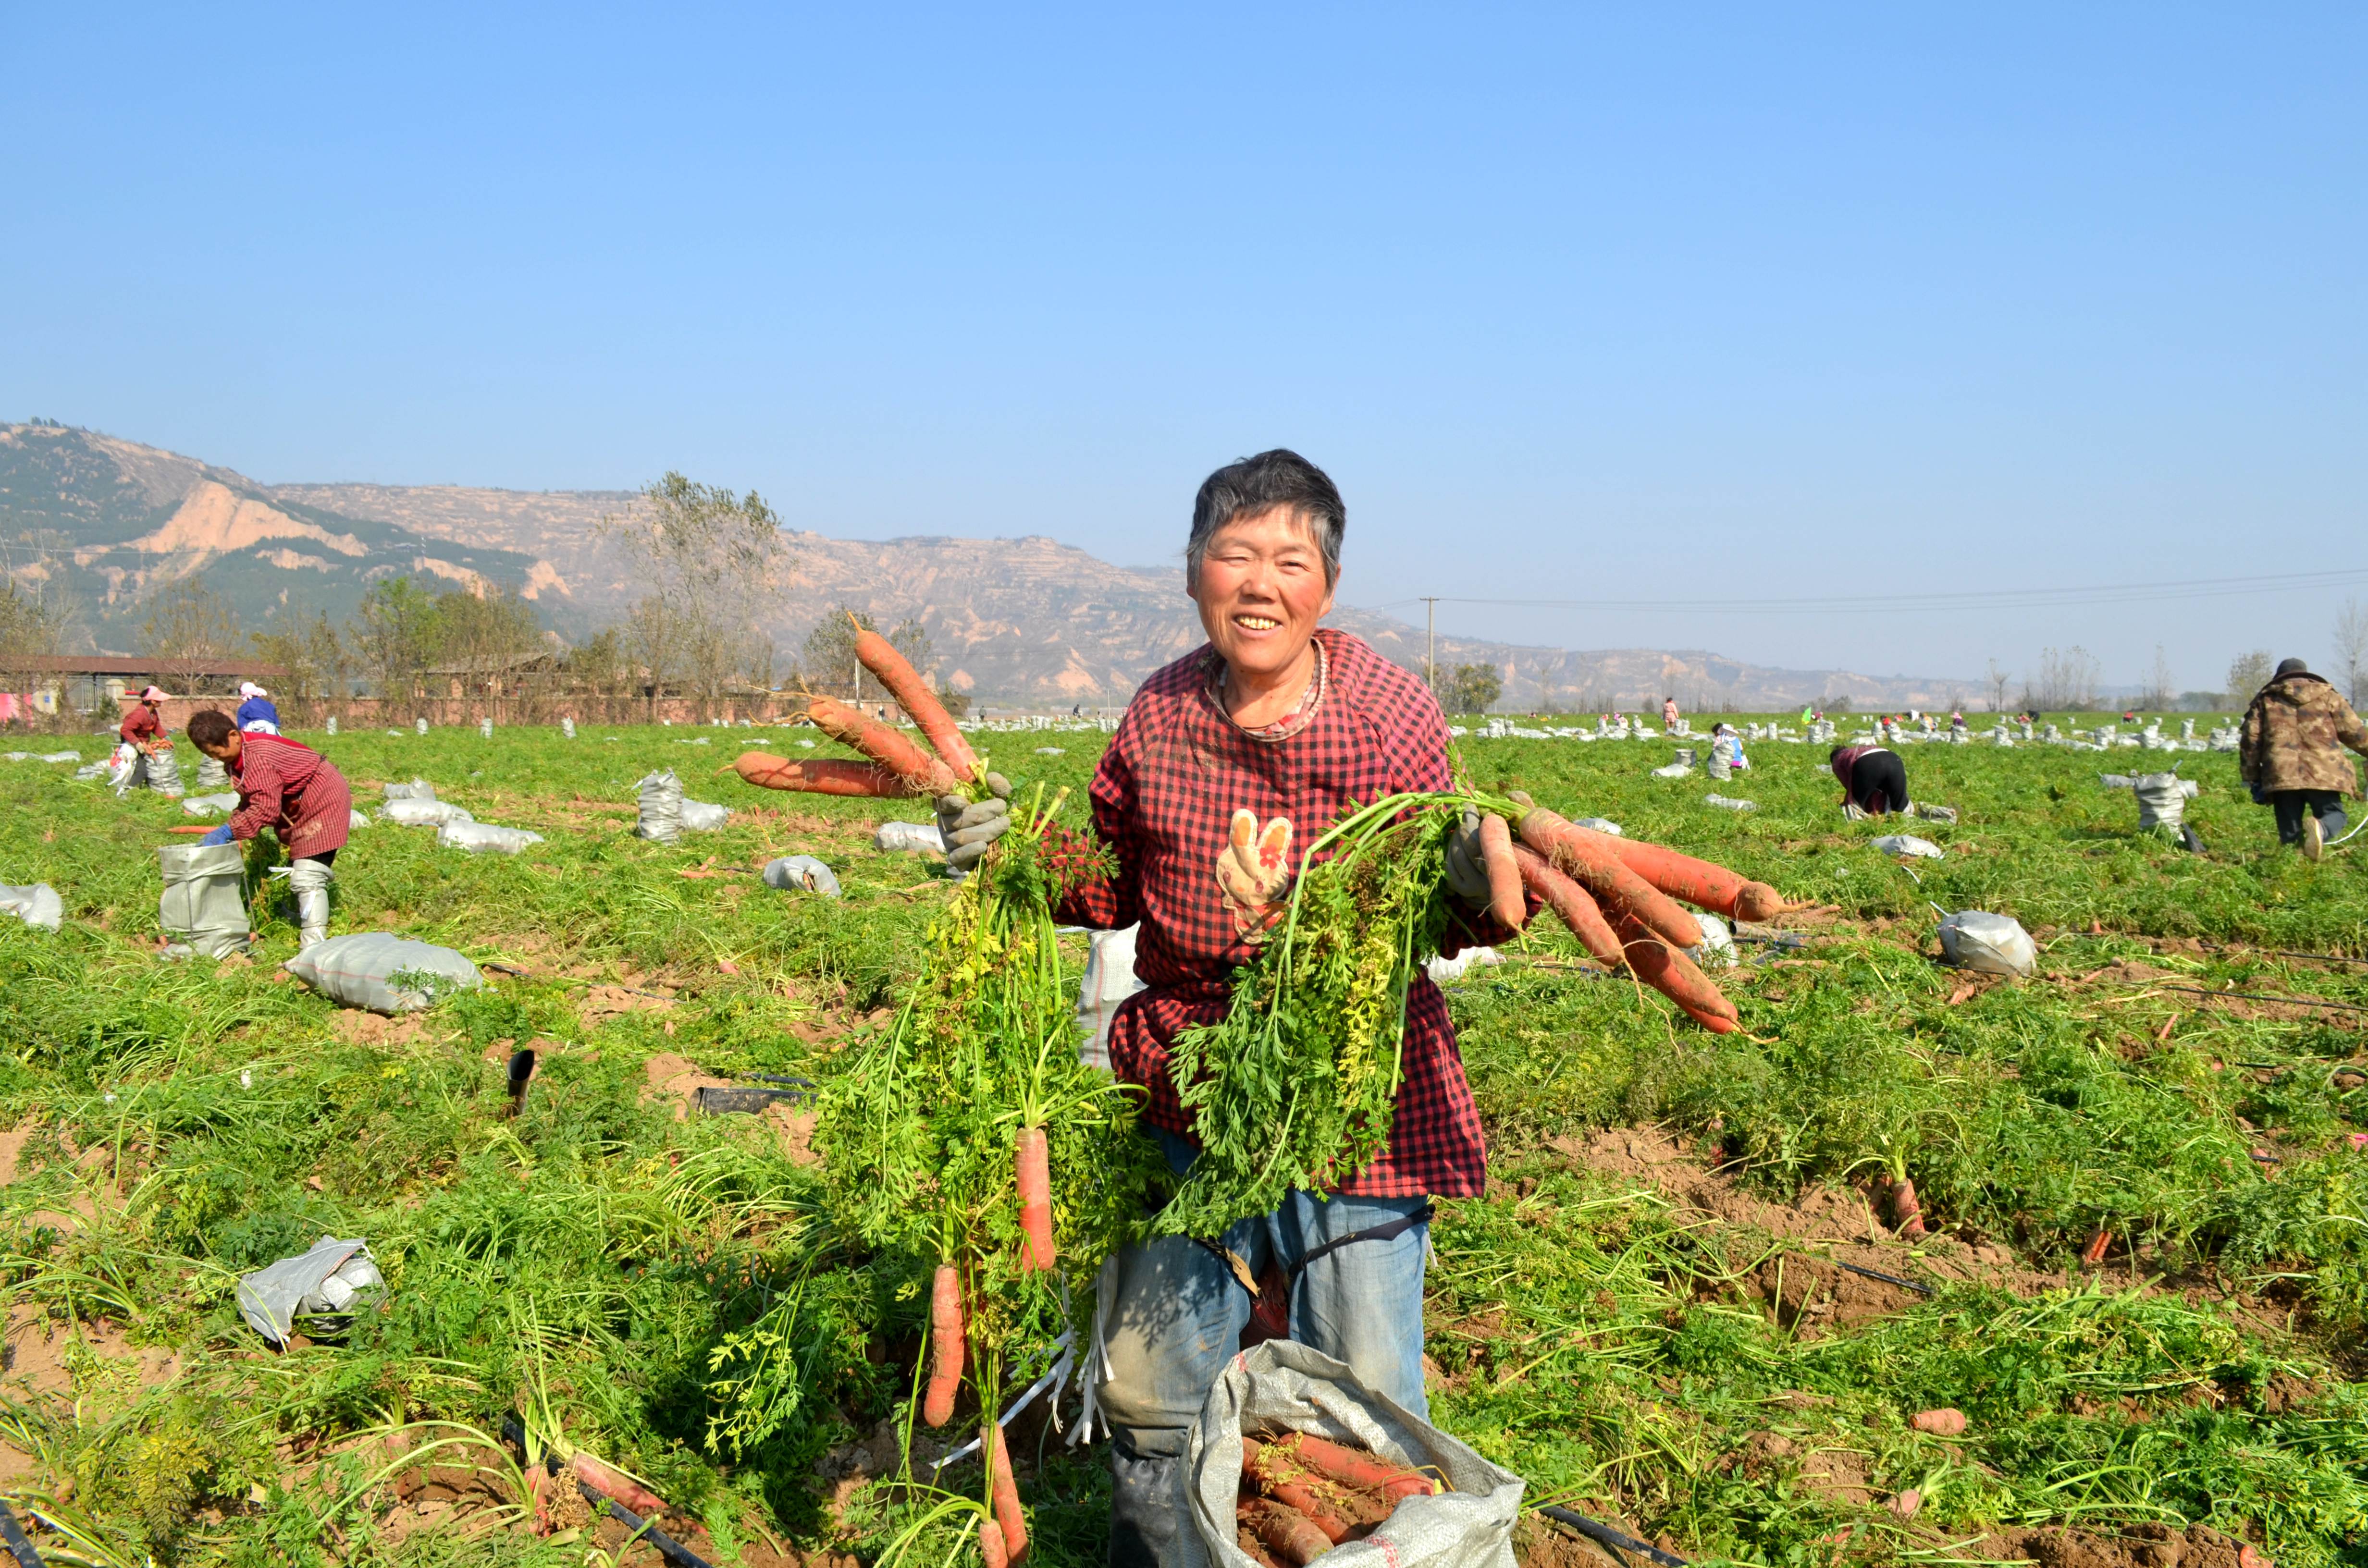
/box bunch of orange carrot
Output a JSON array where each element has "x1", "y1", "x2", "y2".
[{"x1": 1480, "y1": 796, "x2": 1785, "y2": 1033}]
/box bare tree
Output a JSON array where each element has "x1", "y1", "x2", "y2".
[
  {"x1": 2334, "y1": 596, "x2": 2368, "y2": 708},
  {"x1": 2137, "y1": 644, "x2": 2176, "y2": 710},
  {"x1": 0, "y1": 580, "x2": 64, "y2": 721},
  {"x1": 249, "y1": 607, "x2": 347, "y2": 717},
  {"x1": 2022, "y1": 646, "x2": 2101, "y2": 712},
  {"x1": 1984, "y1": 659, "x2": 2012, "y2": 713},
  {"x1": 2226, "y1": 649, "x2": 2274, "y2": 707},
  {"x1": 140, "y1": 580, "x2": 243, "y2": 688},
  {"x1": 799, "y1": 609, "x2": 935, "y2": 706},
  {"x1": 603, "y1": 474, "x2": 789, "y2": 718}
]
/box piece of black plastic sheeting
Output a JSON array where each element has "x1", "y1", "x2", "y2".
[
  {"x1": 1538, "y1": 1505, "x2": 1689, "y2": 1568},
  {"x1": 696, "y1": 1085, "x2": 804, "y2": 1116},
  {"x1": 0, "y1": 1501, "x2": 42, "y2": 1568}
]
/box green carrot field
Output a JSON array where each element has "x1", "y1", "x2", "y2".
[{"x1": 0, "y1": 717, "x2": 2363, "y2": 1568}]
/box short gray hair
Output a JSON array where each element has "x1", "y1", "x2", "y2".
[{"x1": 1186, "y1": 449, "x2": 1345, "y2": 589}]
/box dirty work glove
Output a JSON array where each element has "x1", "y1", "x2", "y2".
[
  {"x1": 198, "y1": 824, "x2": 235, "y2": 846},
  {"x1": 1443, "y1": 809, "x2": 1492, "y2": 906},
  {"x1": 1215, "y1": 809, "x2": 1294, "y2": 942},
  {"x1": 937, "y1": 772, "x2": 1014, "y2": 875}
]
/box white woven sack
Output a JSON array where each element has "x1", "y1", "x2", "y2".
[
  {"x1": 1872, "y1": 834, "x2": 1943, "y2": 859},
  {"x1": 143, "y1": 747, "x2": 184, "y2": 796},
  {"x1": 183, "y1": 792, "x2": 242, "y2": 816},
  {"x1": 283, "y1": 932, "x2": 483, "y2": 1013},
  {"x1": 380, "y1": 798, "x2": 473, "y2": 828},
  {"x1": 633, "y1": 770, "x2": 684, "y2": 843},
  {"x1": 437, "y1": 821, "x2": 543, "y2": 855},
  {"x1": 158, "y1": 843, "x2": 250, "y2": 959},
  {"x1": 761, "y1": 855, "x2": 841, "y2": 897},
  {"x1": 0, "y1": 884, "x2": 63, "y2": 932},
  {"x1": 873, "y1": 821, "x2": 947, "y2": 854},
  {"x1": 678, "y1": 798, "x2": 729, "y2": 832},
  {"x1": 1183, "y1": 1340, "x2": 1523, "y2": 1568},
  {"x1": 1077, "y1": 924, "x2": 1146, "y2": 1071},
  {"x1": 383, "y1": 779, "x2": 437, "y2": 802}
]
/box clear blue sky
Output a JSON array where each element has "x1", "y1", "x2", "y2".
[{"x1": 6, "y1": 5, "x2": 2361, "y2": 691}]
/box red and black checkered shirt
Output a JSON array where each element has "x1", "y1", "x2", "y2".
[{"x1": 1053, "y1": 628, "x2": 1492, "y2": 1200}]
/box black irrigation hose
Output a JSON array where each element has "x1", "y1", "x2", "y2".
[
  {"x1": 2135, "y1": 983, "x2": 2367, "y2": 1014},
  {"x1": 1539, "y1": 1505, "x2": 1690, "y2": 1568},
  {"x1": 583, "y1": 1483, "x2": 715, "y2": 1568},
  {"x1": 2200, "y1": 943, "x2": 2368, "y2": 968},
  {"x1": 0, "y1": 1502, "x2": 42, "y2": 1568},
  {"x1": 1832, "y1": 1259, "x2": 1936, "y2": 1297}
]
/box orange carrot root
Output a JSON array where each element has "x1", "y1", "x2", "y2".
[
  {"x1": 1015, "y1": 1127, "x2": 1055, "y2": 1273},
  {"x1": 854, "y1": 627, "x2": 980, "y2": 784},
  {"x1": 805, "y1": 696, "x2": 963, "y2": 795},
  {"x1": 1911, "y1": 1407, "x2": 1969, "y2": 1436},
  {"x1": 1477, "y1": 813, "x2": 1527, "y2": 931},
  {"x1": 924, "y1": 1265, "x2": 963, "y2": 1427},
  {"x1": 731, "y1": 751, "x2": 918, "y2": 797},
  {"x1": 1511, "y1": 844, "x2": 1624, "y2": 965},
  {"x1": 1243, "y1": 1499, "x2": 1334, "y2": 1567},
  {"x1": 986, "y1": 1424, "x2": 1028, "y2": 1564},
  {"x1": 2081, "y1": 1228, "x2": 2111, "y2": 1266},
  {"x1": 1612, "y1": 910, "x2": 1740, "y2": 1033},
  {"x1": 1889, "y1": 1178, "x2": 1927, "y2": 1239},
  {"x1": 1516, "y1": 808, "x2": 1705, "y2": 949},
  {"x1": 979, "y1": 1515, "x2": 1008, "y2": 1568},
  {"x1": 1281, "y1": 1433, "x2": 1437, "y2": 1501},
  {"x1": 570, "y1": 1453, "x2": 666, "y2": 1517},
  {"x1": 1732, "y1": 882, "x2": 1786, "y2": 922}
]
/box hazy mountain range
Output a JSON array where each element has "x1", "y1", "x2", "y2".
[{"x1": 0, "y1": 422, "x2": 1982, "y2": 709}]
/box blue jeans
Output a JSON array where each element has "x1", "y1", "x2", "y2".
[
  {"x1": 1100, "y1": 1129, "x2": 1432, "y2": 1566},
  {"x1": 1101, "y1": 1129, "x2": 1433, "y2": 1448}
]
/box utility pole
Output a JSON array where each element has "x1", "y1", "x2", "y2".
[{"x1": 1420, "y1": 597, "x2": 1440, "y2": 693}]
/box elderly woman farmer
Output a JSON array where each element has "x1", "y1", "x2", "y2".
[
  {"x1": 185, "y1": 709, "x2": 352, "y2": 949},
  {"x1": 962, "y1": 451, "x2": 1515, "y2": 1567},
  {"x1": 1830, "y1": 741, "x2": 1910, "y2": 818}
]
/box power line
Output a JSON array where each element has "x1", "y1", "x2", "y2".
[{"x1": 1353, "y1": 566, "x2": 2368, "y2": 618}]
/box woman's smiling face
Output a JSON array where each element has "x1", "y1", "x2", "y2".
[{"x1": 1188, "y1": 506, "x2": 1336, "y2": 685}]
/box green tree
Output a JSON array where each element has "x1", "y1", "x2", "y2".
[
  {"x1": 2226, "y1": 648, "x2": 2275, "y2": 706},
  {"x1": 432, "y1": 585, "x2": 543, "y2": 691},
  {"x1": 1434, "y1": 662, "x2": 1502, "y2": 715},
  {"x1": 249, "y1": 607, "x2": 347, "y2": 711},
  {"x1": 347, "y1": 578, "x2": 444, "y2": 710}
]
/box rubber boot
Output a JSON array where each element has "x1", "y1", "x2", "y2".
[
  {"x1": 1108, "y1": 1436, "x2": 1186, "y2": 1568},
  {"x1": 289, "y1": 858, "x2": 333, "y2": 949}
]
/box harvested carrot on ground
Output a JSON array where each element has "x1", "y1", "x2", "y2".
[
  {"x1": 728, "y1": 752, "x2": 918, "y2": 797},
  {"x1": 854, "y1": 624, "x2": 980, "y2": 784},
  {"x1": 979, "y1": 1515, "x2": 1008, "y2": 1568},
  {"x1": 570, "y1": 1453, "x2": 665, "y2": 1516},
  {"x1": 1014, "y1": 1127, "x2": 1055, "y2": 1272},
  {"x1": 804, "y1": 696, "x2": 963, "y2": 795},
  {"x1": 985, "y1": 1423, "x2": 1028, "y2": 1563},
  {"x1": 924, "y1": 1265, "x2": 964, "y2": 1427},
  {"x1": 1477, "y1": 812, "x2": 1526, "y2": 931},
  {"x1": 1575, "y1": 826, "x2": 1785, "y2": 923},
  {"x1": 1511, "y1": 844, "x2": 1623, "y2": 965}
]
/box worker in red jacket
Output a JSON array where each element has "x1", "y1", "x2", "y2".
[{"x1": 185, "y1": 709, "x2": 352, "y2": 948}]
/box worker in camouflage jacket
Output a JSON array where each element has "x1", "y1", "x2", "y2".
[{"x1": 2238, "y1": 657, "x2": 2368, "y2": 859}]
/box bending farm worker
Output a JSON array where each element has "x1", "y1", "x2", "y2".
[
  {"x1": 2239, "y1": 657, "x2": 2368, "y2": 860},
  {"x1": 1830, "y1": 741, "x2": 1911, "y2": 819},
  {"x1": 185, "y1": 709, "x2": 353, "y2": 948},
  {"x1": 120, "y1": 684, "x2": 169, "y2": 756},
  {"x1": 1052, "y1": 450, "x2": 1517, "y2": 1568},
  {"x1": 235, "y1": 681, "x2": 282, "y2": 735},
  {"x1": 1662, "y1": 694, "x2": 1680, "y2": 733}
]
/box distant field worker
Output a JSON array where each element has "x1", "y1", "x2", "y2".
[
  {"x1": 1662, "y1": 695, "x2": 1680, "y2": 733},
  {"x1": 119, "y1": 684, "x2": 168, "y2": 755},
  {"x1": 2239, "y1": 657, "x2": 2368, "y2": 861},
  {"x1": 1830, "y1": 743, "x2": 1910, "y2": 818},
  {"x1": 185, "y1": 710, "x2": 352, "y2": 948},
  {"x1": 235, "y1": 681, "x2": 282, "y2": 734}
]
